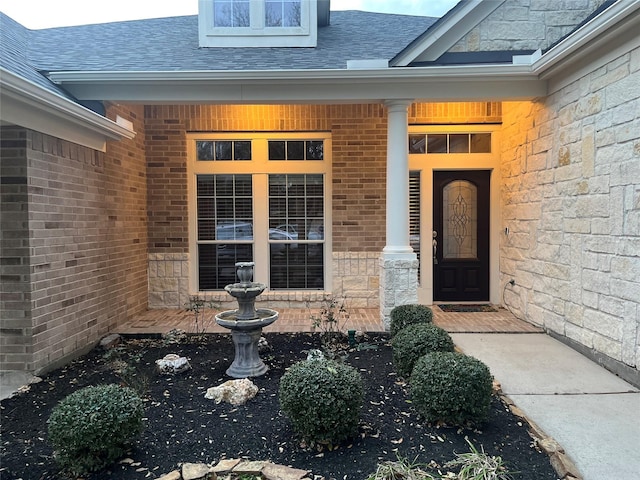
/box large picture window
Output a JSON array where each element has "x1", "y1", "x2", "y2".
[{"x1": 189, "y1": 133, "x2": 330, "y2": 292}]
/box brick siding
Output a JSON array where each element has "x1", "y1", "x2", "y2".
[
  {"x1": 144, "y1": 102, "x2": 501, "y2": 308},
  {"x1": 0, "y1": 104, "x2": 148, "y2": 373}
]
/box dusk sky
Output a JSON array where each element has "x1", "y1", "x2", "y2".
[{"x1": 0, "y1": 0, "x2": 459, "y2": 29}]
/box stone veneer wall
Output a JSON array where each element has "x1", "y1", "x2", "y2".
[
  {"x1": 0, "y1": 104, "x2": 148, "y2": 373},
  {"x1": 145, "y1": 102, "x2": 501, "y2": 309},
  {"x1": 451, "y1": 0, "x2": 609, "y2": 53},
  {"x1": 500, "y1": 46, "x2": 640, "y2": 374}
]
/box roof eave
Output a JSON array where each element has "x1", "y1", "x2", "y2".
[
  {"x1": 47, "y1": 64, "x2": 547, "y2": 104},
  {"x1": 0, "y1": 68, "x2": 136, "y2": 151}
]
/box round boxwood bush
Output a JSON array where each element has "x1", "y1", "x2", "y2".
[
  {"x1": 47, "y1": 384, "x2": 144, "y2": 475},
  {"x1": 279, "y1": 358, "x2": 363, "y2": 445},
  {"x1": 391, "y1": 323, "x2": 455, "y2": 378},
  {"x1": 410, "y1": 352, "x2": 493, "y2": 427},
  {"x1": 389, "y1": 304, "x2": 433, "y2": 337}
]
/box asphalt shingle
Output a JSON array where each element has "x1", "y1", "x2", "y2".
[{"x1": 22, "y1": 11, "x2": 436, "y2": 72}]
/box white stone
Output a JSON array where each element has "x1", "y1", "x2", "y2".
[
  {"x1": 306, "y1": 349, "x2": 325, "y2": 361},
  {"x1": 205, "y1": 378, "x2": 258, "y2": 406},
  {"x1": 182, "y1": 463, "x2": 212, "y2": 480},
  {"x1": 155, "y1": 354, "x2": 191, "y2": 375}
]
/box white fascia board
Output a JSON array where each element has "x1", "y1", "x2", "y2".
[
  {"x1": 0, "y1": 68, "x2": 135, "y2": 151},
  {"x1": 47, "y1": 64, "x2": 545, "y2": 103},
  {"x1": 532, "y1": 0, "x2": 640, "y2": 78},
  {"x1": 391, "y1": 0, "x2": 505, "y2": 67}
]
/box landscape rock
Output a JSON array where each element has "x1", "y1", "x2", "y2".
[
  {"x1": 100, "y1": 333, "x2": 121, "y2": 349},
  {"x1": 211, "y1": 458, "x2": 241, "y2": 472},
  {"x1": 262, "y1": 463, "x2": 310, "y2": 480},
  {"x1": 205, "y1": 378, "x2": 258, "y2": 405},
  {"x1": 156, "y1": 354, "x2": 192, "y2": 374},
  {"x1": 157, "y1": 471, "x2": 181, "y2": 480},
  {"x1": 182, "y1": 462, "x2": 213, "y2": 480},
  {"x1": 258, "y1": 336, "x2": 270, "y2": 352},
  {"x1": 306, "y1": 349, "x2": 325, "y2": 361},
  {"x1": 233, "y1": 460, "x2": 267, "y2": 475}
]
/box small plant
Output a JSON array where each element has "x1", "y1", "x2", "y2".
[
  {"x1": 410, "y1": 352, "x2": 493, "y2": 427},
  {"x1": 445, "y1": 438, "x2": 513, "y2": 480},
  {"x1": 309, "y1": 295, "x2": 349, "y2": 352},
  {"x1": 47, "y1": 384, "x2": 144, "y2": 475},
  {"x1": 366, "y1": 455, "x2": 437, "y2": 479},
  {"x1": 392, "y1": 323, "x2": 454, "y2": 378},
  {"x1": 185, "y1": 295, "x2": 219, "y2": 335},
  {"x1": 279, "y1": 357, "x2": 363, "y2": 446},
  {"x1": 103, "y1": 345, "x2": 149, "y2": 395},
  {"x1": 390, "y1": 304, "x2": 433, "y2": 337}
]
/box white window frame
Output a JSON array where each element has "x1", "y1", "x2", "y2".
[
  {"x1": 198, "y1": 0, "x2": 317, "y2": 47},
  {"x1": 187, "y1": 132, "x2": 332, "y2": 293}
]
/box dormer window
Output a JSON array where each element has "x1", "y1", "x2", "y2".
[{"x1": 199, "y1": 0, "x2": 318, "y2": 48}]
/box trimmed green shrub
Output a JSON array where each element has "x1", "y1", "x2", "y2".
[
  {"x1": 389, "y1": 304, "x2": 433, "y2": 337},
  {"x1": 279, "y1": 358, "x2": 363, "y2": 445},
  {"x1": 47, "y1": 384, "x2": 144, "y2": 475},
  {"x1": 410, "y1": 352, "x2": 493, "y2": 427},
  {"x1": 391, "y1": 323, "x2": 454, "y2": 378}
]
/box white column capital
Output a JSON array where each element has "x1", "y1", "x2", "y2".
[{"x1": 383, "y1": 99, "x2": 414, "y2": 111}]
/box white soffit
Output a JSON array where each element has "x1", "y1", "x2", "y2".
[
  {"x1": 0, "y1": 68, "x2": 135, "y2": 152},
  {"x1": 390, "y1": 0, "x2": 506, "y2": 67},
  {"x1": 47, "y1": 65, "x2": 547, "y2": 103}
]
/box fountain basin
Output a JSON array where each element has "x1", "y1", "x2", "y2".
[{"x1": 215, "y1": 308, "x2": 278, "y2": 331}]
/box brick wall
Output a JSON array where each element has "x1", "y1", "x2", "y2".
[
  {"x1": 500, "y1": 46, "x2": 640, "y2": 373},
  {"x1": 145, "y1": 102, "x2": 501, "y2": 308},
  {"x1": 0, "y1": 127, "x2": 32, "y2": 371},
  {"x1": 451, "y1": 0, "x2": 609, "y2": 53},
  {"x1": 0, "y1": 104, "x2": 148, "y2": 373}
]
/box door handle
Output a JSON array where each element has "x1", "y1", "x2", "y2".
[{"x1": 432, "y1": 230, "x2": 438, "y2": 264}]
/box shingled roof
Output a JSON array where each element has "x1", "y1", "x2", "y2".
[
  {"x1": 0, "y1": 13, "x2": 75, "y2": 99},
  {"x1": 22, "y1": 11, "x2": 436, "y2": 72}
]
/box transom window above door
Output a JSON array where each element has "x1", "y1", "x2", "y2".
[{"x1": 409, "y1": 133, "x2": 491, "y2": 154}]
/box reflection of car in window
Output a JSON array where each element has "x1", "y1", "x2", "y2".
[
  {"x1": 270, "y1": 224, "x2": 298, "y2": 241},
  {"x1": 308, "y1": 224, "x2": 324, "y2": 240},
  {"x1": 215, "y1": 221, "x2": 253, "y2": 241}
]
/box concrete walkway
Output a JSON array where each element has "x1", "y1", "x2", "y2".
[{"x1": 452, "y1": 333, "x2": 640, "y2": 480}]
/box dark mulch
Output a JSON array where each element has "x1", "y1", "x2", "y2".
[{"x1": 0, "y1": 332, "x2": 558, "y2": 479}]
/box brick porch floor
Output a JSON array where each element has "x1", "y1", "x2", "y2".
[{"x1": 117, "y1": 305, "x2": 542, "y2": 335}]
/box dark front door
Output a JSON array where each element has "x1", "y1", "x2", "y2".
[{"x1": 433, "y1": 170, "x2": 490, "y2": 301}]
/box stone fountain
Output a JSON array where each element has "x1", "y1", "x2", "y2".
[{"x1": 215, "y1": 262, "x2": 279, "y2": 378}]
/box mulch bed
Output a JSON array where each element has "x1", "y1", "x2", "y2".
[{"x1": 0, "y1": 332, "x2": 558, "y2": 479}]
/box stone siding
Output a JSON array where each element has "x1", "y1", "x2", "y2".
[
  {"x1": 0, "y1": 104, "x2": 148, "y2": 373},
  {"x1": 451, "y1": 0, "x2": 609, "y2": 53},
  {"x1": 500, "y1": 46, "x2": 640, "y2": 372}
]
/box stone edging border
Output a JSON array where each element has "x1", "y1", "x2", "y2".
[{"x1": 155, "y1": 459, "x2": 314, "y2": 480}]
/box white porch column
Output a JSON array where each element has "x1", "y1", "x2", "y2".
[{"x1": 379, "y1": 100, "x2": 418, "y2": 330}]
